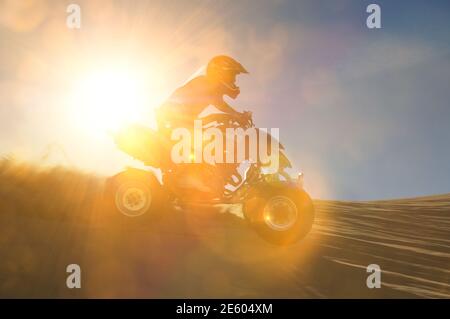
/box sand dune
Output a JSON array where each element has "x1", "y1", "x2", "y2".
[{"x1": 0, "y1": 160, "x2": 449, "y2": 298}]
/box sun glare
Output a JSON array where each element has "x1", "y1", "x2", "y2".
[{"x1": 70, "y1": 68, "x2": 150, "y2": 138}]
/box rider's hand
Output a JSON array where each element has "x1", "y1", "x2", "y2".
[
  {"x1": 237, "y1": 111, "x2": 252, "y2": 127},
  {"x1": 232, "y1": 112, "x2": 245, "y2": 126}
]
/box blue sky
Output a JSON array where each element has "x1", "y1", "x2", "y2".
[{"x1": 1, "y1": 0, "x2": 449, "y2": 200}]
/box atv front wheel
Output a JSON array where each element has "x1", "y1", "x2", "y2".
[{"x1": 243, "y1": 186, "x2": 314, "y2": 245}]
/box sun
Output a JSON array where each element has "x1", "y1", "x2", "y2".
[{"x1": 70, "y1": 67, "x2": 150, "y2": 138}]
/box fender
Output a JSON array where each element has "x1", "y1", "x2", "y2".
[
  {"x1": 107, "y1": 167, "x2": 161, "y2": 190},
  {"x1": 247, "y1": 180, "x2": 300, "y2": 198}
]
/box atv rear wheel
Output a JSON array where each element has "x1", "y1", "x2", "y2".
[
  {"x1": 114, "y1": 180, "x2": 153, "y2": 217},
  {"x1": 104, "y1": 169, "x2": 166, "y2": 226}
]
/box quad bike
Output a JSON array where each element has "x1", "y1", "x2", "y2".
[{"x1": 104, "y1": 111, "x2": 314, "y2": 245}]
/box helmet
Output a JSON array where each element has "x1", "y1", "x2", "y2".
[{"x1": 206, "y1": 55, "x2": 248, "y2": 99}]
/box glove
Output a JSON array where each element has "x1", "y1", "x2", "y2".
[{"x1": 238, "y1": 111, "x2": 253, "y2": 127}]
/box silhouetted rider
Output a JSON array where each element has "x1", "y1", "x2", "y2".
[{"x1": 156, "y1": 55, "x2": 249, "y2": 131}]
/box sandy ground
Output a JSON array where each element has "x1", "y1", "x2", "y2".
[{"x1": 0, "y1": 161, "x2": 449, "y2": 298}]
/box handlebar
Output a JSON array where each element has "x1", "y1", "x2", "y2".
[{"x1": 201, "y1": 111, "x2": 254, "y2": 129}]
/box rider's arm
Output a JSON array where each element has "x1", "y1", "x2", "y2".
[{"x1": 214, "y1": 98, "x2": 241, "y2": 117}]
